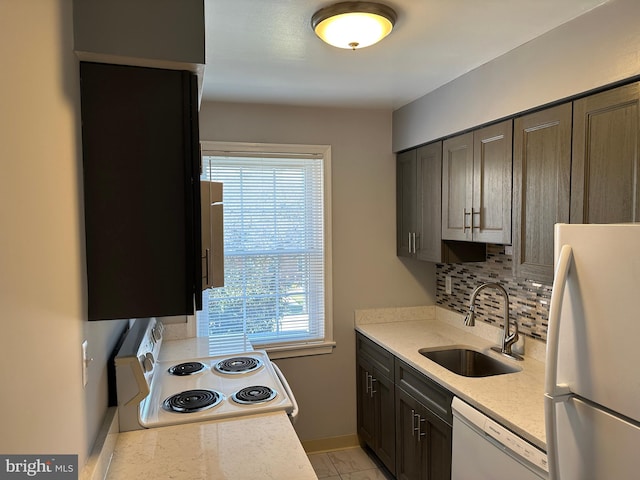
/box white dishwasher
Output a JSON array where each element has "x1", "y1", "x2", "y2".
[{"x1": 452, "y1": 397, "x2": 548, "y2": 480}]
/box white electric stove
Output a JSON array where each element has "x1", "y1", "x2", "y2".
[{"x1": 114, "y1": 318, "x2": 298, "y2": 432}]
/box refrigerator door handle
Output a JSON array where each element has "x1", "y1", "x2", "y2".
[
  {"x1": 544, "y1": 392, "x2": 572, "y2": 480},
  {"x1": 545, "y1": 243, "x2": 574, "y2": 480},
  {"x1": 545, "y1": 244, "x2": 573, "y2": 397}
]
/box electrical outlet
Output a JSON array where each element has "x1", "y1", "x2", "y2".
[{"x1": 445, "y1": 275, "x2": 452, "y2": 295}]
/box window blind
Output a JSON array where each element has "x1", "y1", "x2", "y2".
[{"x1": 198, "y1": 153, "x2": 326, "y2": 352}]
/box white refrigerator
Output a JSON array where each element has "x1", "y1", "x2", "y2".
[{"x1": 545, "y1": 223, "x2": 640, "y2": 480}]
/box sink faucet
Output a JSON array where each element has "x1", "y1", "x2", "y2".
[{"x1": 463, "y1": 282, "x2": 523, "y2": 361}]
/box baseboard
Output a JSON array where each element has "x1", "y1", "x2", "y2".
[
  {"x1": 301, "y1": 434, "x2": 361, "y2": 454},
  {"x1": 81, "y1": 407, "x2": 119, "y2": 480}
]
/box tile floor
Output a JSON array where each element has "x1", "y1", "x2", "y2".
[{"x1": 307, "y1": 446, "x2": 394, "y2": 480}]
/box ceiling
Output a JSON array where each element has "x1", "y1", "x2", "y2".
[{"x1": 203, "y1": 0, "x2": 607, "y2": 110}]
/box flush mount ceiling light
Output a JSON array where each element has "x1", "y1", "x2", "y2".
[{"x1": 311, "y1": 1, "x2": 397, "y2": 50}]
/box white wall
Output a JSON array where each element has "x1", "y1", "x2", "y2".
[
  {"x1": 0, "y1": 0, "x2": 126, "y2": 467},
  {"x1": 393, "y1": 0, "x2": 640, "y2": 152},
  {"x1": 199, "y1": 102, "x2": 436, "y2": 441}
]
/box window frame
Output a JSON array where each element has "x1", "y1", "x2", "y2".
[{"x1": 198, "y1": 141, "x2": 335, "y2": 359}]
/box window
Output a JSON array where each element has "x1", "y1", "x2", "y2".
[{"x1": 197, "y1": 142, "x2": 334, "y2": 358}]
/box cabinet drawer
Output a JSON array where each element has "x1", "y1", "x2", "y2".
[
  {"x1": 356, "y1": 332, "x2": 394, "y2": 380},
  {"x1": 395, "y1": 360, "x2": 453, "y2": 425}
]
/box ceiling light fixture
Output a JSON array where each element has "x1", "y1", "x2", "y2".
[{"x1": 311, "y1": 1, "x2": 397, "y2": 50}]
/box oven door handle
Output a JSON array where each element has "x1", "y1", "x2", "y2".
[{"x1": 272, "y1": 362, "x2": 299, "y2": 424}]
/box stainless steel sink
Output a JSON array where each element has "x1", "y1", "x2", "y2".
[{"x1": 419, "y1": 346, "x2": 521, "y2": 377}]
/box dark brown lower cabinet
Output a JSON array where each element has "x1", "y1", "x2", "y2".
[
  {"x1": 356, "y1": 333, "x2": 453, "y2": 479},
  {"x1": 356, "y1": 333, "x2": 396, "y2": 475},
  {"x1": 396, "y1": 387, "x2": 452, "y2": 480}
]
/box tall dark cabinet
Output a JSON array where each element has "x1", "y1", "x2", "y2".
[
  {"x1": 79, "y1": 62, "x2": 202, "y2": 321},
  {"x1": 512, "y1": 103, "x2": 572, "y2": 283}
]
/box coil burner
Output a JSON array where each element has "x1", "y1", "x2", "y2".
[
  {"x1": 214, "y1": 356, "x2": 263, "y2": 375},
  {"x1": 162, "y1": 389, "x2": 223, "y2": 413},
  {"x1": 167, "y1": 361, "x2": 207, "y2": 376},
  {"x1": 232, "y1": 386, "x2": 277, "y2": 405}
]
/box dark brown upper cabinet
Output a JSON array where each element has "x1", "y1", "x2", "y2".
[
  {"x1": 397, "y1": 142, "x2": 443, "y2": 262},
  {"x1": 442, "y1": 120, "x2": 513, "y2": 245},
  {"x1": 512, "y1": 103, "x2": 572, "y2": 283},
  {"x1": 571, "y1": 82, "x2": 640, "y2": 224},
  {"x1": 397, "y1": 142, "x2": 485, "y2": 263},
  {"x1": 80, "y1": 62, "x2": 202, "y2": 321}
]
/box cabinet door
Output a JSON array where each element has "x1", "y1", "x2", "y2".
[
  {"x1": 80, "y1": 62, "x2": 202, "y2": 320},
  {"x1": 416, "y1": 142, "x2": 443, "y2": 262},
  {"x1": 396, "y1": 387, "x2": 451, "y2": 480},
  {"x1": 397, "y1": 149, "x2": 418, "y2": 257},
  {"x1": 201, "y1": 181, "x2": 224, "y2": 290},
  {"x1": 357, "y1": 356, "x2": 376, "y2": 449},
  {"x1": 422, "y1": 406, "x2": 452, "y2": 480},
  {"x1": 472, "y1": 120, "x2": 513, "y2": 244},
  {"x1": 442, "y1": 133, "x2": 474, "y2": 241},
  {"x1": 513, "y1": 104, "x2": 572, "y2": 282},
  {"x1": 571, "y1": 82, "x2": 640, "y2": 224},
  {"x1": 396, "y1": 387, "x2": 424, "y2": 480},
  {"x1": 374, "y1": 369, "x2": 396, "y2": 474}
]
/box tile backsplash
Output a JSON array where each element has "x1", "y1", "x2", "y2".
[{"x1": 436, "y1": 244, "x2": 552, "y2": 341}]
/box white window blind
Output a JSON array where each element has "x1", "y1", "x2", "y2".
[{"x1": 197, "y1": 143, "x2": 332, "y2": 356}]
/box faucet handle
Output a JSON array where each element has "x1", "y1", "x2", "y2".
[{"x1": 463, "y1": 306, "x2": 476, "y2": 326}]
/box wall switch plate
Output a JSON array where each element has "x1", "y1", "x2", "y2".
[
  {"x1": 445, "y1": 275, "x2": 452, "y2": 295},
  {"x1": 82, "y1": 340, "x2": 89, "y2": 387}
]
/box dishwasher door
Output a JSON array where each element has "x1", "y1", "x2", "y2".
[{"x1": 452, "y1": 397, "x2": 548, "y2": 480}]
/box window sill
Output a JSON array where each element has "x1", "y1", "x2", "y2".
[{"x1": 257, "y1": 340, "x2": 336, "y2": 359}]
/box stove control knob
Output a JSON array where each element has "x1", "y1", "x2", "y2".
[{"x1": 142, "y1": 352, "x2": 155, "y2": 372}]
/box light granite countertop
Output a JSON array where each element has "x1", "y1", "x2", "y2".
[
  {"x1": 355, "y1": 306, "x2": 547, "y2": 451},
  {"x1": 106, "y1": 412, "x2": 317, "y2": 480}
]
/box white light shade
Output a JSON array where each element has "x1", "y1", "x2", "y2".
[{"x1": 312, "y1": 2, "x2": 397, "y2": 50}]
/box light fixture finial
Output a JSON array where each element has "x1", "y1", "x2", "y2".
[{"x1": 311, "y1": 2, "x2": 397, "y2": 50}]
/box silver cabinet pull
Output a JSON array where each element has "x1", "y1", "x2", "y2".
[
  {"x1": 418, "y1": 416, "x2": 426, "y2": 441},
  {"x1": 204, "y1": 248, "x2": 210, "y2": 285},
  {"x1": 408, "y1": 232, "x2": 418, "y2": 254},
  {"x1": 364, "y1": 371, "x2": 370, "y2": 394},
  {"x1": 472, "y1": 209, "x2": 481, "y2": 229},
  {"x1": 463, "y1": 209, "x2": 471, "y2": 232},
  {"x1": 412, "y1": 410, "x2": 420, "y2": 437}
]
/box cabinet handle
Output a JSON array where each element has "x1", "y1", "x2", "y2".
[
  {"x1": 412, "y1": 232, "x2": 417, "y2": 254},
  {"x1": 463, "y1": 209, "x2": 471, "y2": 232},
  {"x1": 472, "y1": 209, "x2": 481, "y2": 229},
  {"x1": 418, "y1": 416, "x2": 426, "y2": 441},
  {"x1": 411, "y1": 410, "x2": 420, "y2": 437},
  {"x1": 204, "y1": 248, "x2": 210, "y2": 285},
  {"x1": 365, "y1": 371, "x2": 371, "y2": 394},
  {"x1": 370, "y1": 377, "x2": 377, "y2": 398}
]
